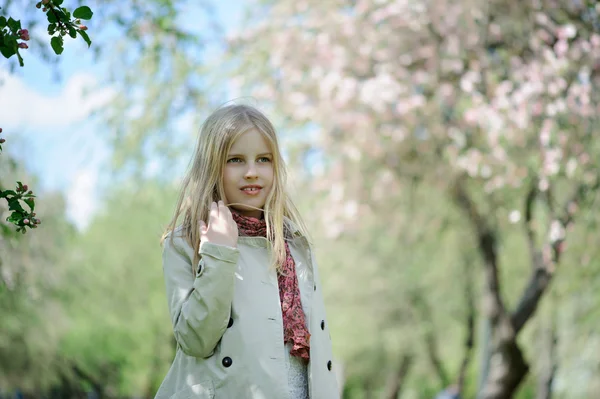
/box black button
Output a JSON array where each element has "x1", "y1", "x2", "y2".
[
  {"x1": 321, "y1": 320, "x2": 325, "y2": 330},
  {"x1": 314, "y1": 284, "x2": 316, "y2": 291},
  {"x1": 327, "y1": 360, "x2": 332, "y2": 371},
  {"x1": 228, "y1": 317, "x2": 233, "y2": 328},
  {"x1": 222, "y1": 357, "x2": 232, "y2": 368}
]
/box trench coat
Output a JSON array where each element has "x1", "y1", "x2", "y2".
[{"x1": 154, "y1": 224, "x2": 340, "y2": 399}]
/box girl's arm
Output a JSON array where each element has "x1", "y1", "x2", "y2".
[{"x1": 162, "y1": 234, "x2": 239, "y2": 358}]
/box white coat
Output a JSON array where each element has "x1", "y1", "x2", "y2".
[{"x1": 154, "y1": 224, "x2": 339, "y2": 399}]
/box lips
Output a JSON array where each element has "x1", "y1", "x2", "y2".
[{"x1": 240, "y1": 185, "x2": 262, "y2": 194}]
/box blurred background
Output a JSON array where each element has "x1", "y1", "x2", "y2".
[{"x1": 1, "y1": 0, "x2": 600, "y2": 398}]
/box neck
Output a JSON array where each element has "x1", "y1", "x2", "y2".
[{"x1": 231, "y1": 208, "x2": 264, "y2": 220}]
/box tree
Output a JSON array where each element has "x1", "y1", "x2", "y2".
[
  {"x1": 227, "y1": 0, "x2": 600, "y2": 397},
  {"x1": 1, "y1": 0, "x2": 92, "y2": 67},
  {"x1": 1, "y1": 0, "x2": 93, "y2": 234}
]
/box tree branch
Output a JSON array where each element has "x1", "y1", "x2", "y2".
[
  {"x1": 524, "y1": 177, "x2": 540, "y2": 268},
  {"x1": 511, "y1": 180, "x2": 599, "y2": 333},
  {"x1": 408, "y1": 291, "x2": 450, "y2": 388},
  {"x1": 385, "y1": 353, "x2": 413, "y2": 399},
  {"x1": 451, "y1": 177, "x2": 506, "y2": 323},
  {"x1": 457, "y1": 256, "x2": 477, "y2": 395}
]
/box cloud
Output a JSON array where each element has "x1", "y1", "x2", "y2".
[
  {"x1": 66, "y1": 168, "x2": 99, "y2": 231},
  {"x1": 0, "y1": 69, "x2": 115, "y2": 130}
]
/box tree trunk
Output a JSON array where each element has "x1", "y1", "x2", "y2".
[
  {"x1": 457, "y1": 255, "x2": 477, "y2": 396},
  {"x1": 536, "y1": 293, "x2": 558, "y2": 399},
  {"x1": 384, "y1": 354, "x2": 413, "y2": 399},
  {"x1": 479, "y1": 318, "x2": 529, "y2": 399},
  {"x1": 452, "y1": 177, "x2": 592, "y2": 398}
]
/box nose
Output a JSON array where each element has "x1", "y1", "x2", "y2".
[{"x1": 244, "y1": 161, "x2": 258, "y2": 179}]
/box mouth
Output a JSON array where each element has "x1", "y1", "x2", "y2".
[{"x1": 240, "y1": 185, "x2": 262, "y2": 195}]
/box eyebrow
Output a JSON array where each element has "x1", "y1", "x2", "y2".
[{"x1": 227, "y1": 153, "x2": 273, "y2": 157}]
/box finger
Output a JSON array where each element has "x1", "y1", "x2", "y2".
[
  {"x1": 199, "y1": 220, "x2": 207, "y2": 233},
  {"x1": 218, "y1": 200, "x2": 229, "y2": 221},
  {"x1": 209, "y1": 201, "x2": 218, "y2": 223},
  {"x1": 221, "y1": 202, "x2": 232, "y2": 218}
]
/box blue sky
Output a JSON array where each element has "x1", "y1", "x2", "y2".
[{"x1": 1, "y1": 0, "x2": 245, "y2": 230}]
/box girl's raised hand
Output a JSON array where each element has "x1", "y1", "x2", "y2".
[{"x1": 199, "y1": 201, "x2": 239, "y2": 248}]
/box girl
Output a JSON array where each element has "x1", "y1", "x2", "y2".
[{"x1": 155, "y1": 104, "x2": 339, "y2": 399}]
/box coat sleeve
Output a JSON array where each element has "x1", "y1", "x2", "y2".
[{"x1": 162, "y1": 233, "x2": 239, "y2": 358}]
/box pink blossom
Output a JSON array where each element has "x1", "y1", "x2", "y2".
[{"x1": 18, "y1": 29, "x2": 29, "y2": 41}]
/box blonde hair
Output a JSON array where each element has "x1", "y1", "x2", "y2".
[{"x1": 161, "y1": 104, "x2": 309, "y2": 272}]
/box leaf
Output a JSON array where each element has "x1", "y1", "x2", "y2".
[
  {"x1": 51, "y1": 36, "x2": 64, "y2": 55},
  {"x1": 7, "y1": 213, "x2": 21, "y2": 224},
  {"x1": 7, "y1": 198, "x2": 25, "y2": 213},
  {"x1": 73, "y1": 6, "x2": 93, "y2": 20},
  {"x1": 0, "y1": 190, "x2": 17, "y2": 198},
  {"x1": 47, "y1": 11, "x2": 58, "y2": 24},
  {"x1": 54, "y1": 0, "x2": 64, "y2": 5},
  {"x1": 24, "y1": 198, "x2": 35, "y2": 211},
  {"x1": 78, "y1": 29, "x2": 92, "y2": 47},
  {"x1": 0, "y1": 16, "x2": 7, "y2": 28},
  {"x1": 68, "y1": 27, "x2": 77, "y2": 39},
  {"x1": 0, "y1": 44, "x2": 15, "y2": 59},
  {"x1": 7, "y1": 17, "x2": 21, "y2": 32}
]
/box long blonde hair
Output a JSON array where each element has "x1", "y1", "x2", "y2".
[{"x1": 161, "y1": 104, "x2": 309, "y2": 272}]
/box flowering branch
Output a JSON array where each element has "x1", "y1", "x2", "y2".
[
  {"x1": 0, "y1": 0, "x2": 93, "y2": 66},
  {"x1": 0, "y1": 128, "x2": 41, "y2": 234}
]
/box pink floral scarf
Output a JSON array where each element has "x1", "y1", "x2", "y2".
[{"x1": 232, "y1": 212, "x2": 311, "y2": 361}]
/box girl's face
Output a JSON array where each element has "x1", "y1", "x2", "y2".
[{"x1": 222, "y1": 129, "x2": 274, "y2": 219}]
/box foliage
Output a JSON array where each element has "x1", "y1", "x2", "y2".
[
  {"x1": 0, "y1": 130, "x2": 40, "y2": 236},
  {"x1": 0, "y1": 0, "x2": 92, "y2": 66},
  {"x1": 0, "y1": 156, "x2": 76, "y2": 391},
  {"x1": 53, "y1": 181, "x2": 178, "y2": 396},
  {"x1": 2, "y1": 0, "x2": 600, "y2": 397},
  {"x1": 226, "y1": 0, "x2": 600, "y2": 396}
]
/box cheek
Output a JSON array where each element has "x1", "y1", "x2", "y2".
[
  {"x1": 222, "y1": 167, "x2": 236, "y2": 189},
  {"x1": 263, "y1": 164, "x2": 274, "y2": 180}
]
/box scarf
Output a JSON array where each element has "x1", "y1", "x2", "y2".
[{"x1": 232, "y1": 212, "x2": 311, "y2": 361}]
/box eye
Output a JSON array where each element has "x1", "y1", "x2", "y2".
[
  {"x1": 258, "y1": 156, "x2": 272, "y2": 163},
  {"x1": 227, "y1": 157, "x2": 243, "y2": 163}
]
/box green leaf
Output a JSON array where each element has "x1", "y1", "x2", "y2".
[
  {"x1": 24, "y1": 198, "x2": 35, "y2": 210},
  {"x1": 7, "y1": 213, "x2": 21, "y2": 224},
  {"x1": 68, "y1": 27, "x2": 77, "y2": 39},
  {"x1": 0, "y1": 190, "x2": 17, "y2": 198},
  {"x1": 57, "y1": 9, "x2": 70, "y2": 23},
  {"x1": 54, "y1": 0, "x2": 64, "y2": 5},
  {"x1": 51, "y1": 36, "x2": 64, "y2": 55},
  {"x1": 78, "y1": 29, "x2": 92, "y2": 47},
  {"x1": 7, "y1": 198, "x2": 25, "y2": 213},
  {"x1": 0, "y1": 44, "x2": 16, "y2": 58},
  {"x1": 7, "y1": 17, "x2": 21, "y2": 32},
  {"x1": 47, "y1": 11, "x2": 57, "y2": 24},
  {"x1": 0, "y1": 16, "x2": 7, "y2": 28},
  {"x1": 73, "y1": 6, "x2": 93, "y2": 20}
]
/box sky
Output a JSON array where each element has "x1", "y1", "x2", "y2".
[{"x1": 0, "y1": 0, "x2": 245, "y2": 231}]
